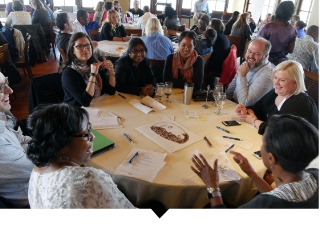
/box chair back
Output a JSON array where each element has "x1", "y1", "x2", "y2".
[
  {"x1": 304, "y1": 69, "x2": 319, "y2": 109},
  {"x1": 180, "y1": 8, "x2": 191, "y2": 17},
  {"x1": 150, "y1": 59, "x2": 166, "y2": 67},
  {"x1": 58, "y1": 48, "x2": 67, "y2": 60},
  {"x1": 226, "y1": 35, "x2": 241, "y2": 57},
  {"x1": 149, "y1": 59, "x2": 166, "y2": 83},
  {"x1": 0, "y1": 44, "x2": 12, "y2": 74},
  {"x1": 89, "y1": 29, "x2": 100, "y2": 41},
  {"x1": 222, "y1": 12, "x2": 233, "y2": 22},
  {"x1": 126, "y1": 28, "x2": 142, "y2": 37},
  {"x1": 211, "y1": 11, "x2": 223, "y2": 19}
]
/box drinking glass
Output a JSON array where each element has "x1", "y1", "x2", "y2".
[
  {"x1": 214, "y1": 92, "x2": 227, "y2": 115},
  {"x1": 212, "y1": 85, "x2": 224, "y2": 106},
  {"x1": 156, "y1": 83, "x2": 165, "y2": 103},
  {"x1": 164, "y1": 81, "x2": 173, "y2": 103}
]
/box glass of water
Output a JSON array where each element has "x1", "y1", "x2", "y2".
[
  {"x1": 156, "y1": 83, "x2": 165, "y2": 103},
  {"x1": 164, "y1": 81, "x2": 173, "y2": 103},
  {"x1": 214, "y1": 92, "x2": 226, "y2": 115}
]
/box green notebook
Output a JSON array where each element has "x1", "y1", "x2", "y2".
[{"x1": 91, "y1": 129, "x2": 116, "y2": 157}]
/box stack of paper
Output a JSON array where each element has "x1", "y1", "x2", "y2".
[
  {"x1": 115, "y1": 148, "x2": 167, "y2": 182},
  {"x1": 129, "y1": 96, "x2": 166, "y2": 114},
  {"x1": 90, "y1": 117, "x2": 122, "y2": 129},
  {"x1": 82, "y1": 107, "x2": 101, "y2": 119}
]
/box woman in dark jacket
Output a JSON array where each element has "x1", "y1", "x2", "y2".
[
  {"x1": 224, "y1": 11, "x2": 240, "y2": 35},
  {"x1": 29, "y1": 0, "x2": 51, "y2": 38}
]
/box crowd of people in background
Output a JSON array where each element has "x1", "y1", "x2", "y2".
[{"x1": 0, "y1": 0, "x2": 319, "y2": 211}]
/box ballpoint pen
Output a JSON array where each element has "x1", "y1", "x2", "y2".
[
  {"x1": 216, "y1": 126, "x2": 231, "y2": 134},
  {"x1": 118, "y1": 93, "x2": 126, "y2": 99},
  {"x1": 225, "y1": 144, "x2": 234, "y2": 153},
  {"x1": 123, "y1": 133, "x2": 134, "y2": 143},
  {"x1": 108, "y1": 111, "x2": 121, "y2": 119},
  {"x1": 129, "y1": 151, "x2": 139, "y2": 163},
  {"x1": 204, "y1": 136, "x2": 212, "y2": 148},
  {"x1": 140, "y1": 102, "x2": 153, "y2": 108},
  {"x1": 223, "y1": 136, "x2": 243, "y2": 141}
]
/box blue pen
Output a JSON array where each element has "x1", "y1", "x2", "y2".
[
  {"x1": 123, "y1": 133, "x2": 134, "y2": 143},
  {"x1": 129, "y1": 151, "x2": 139, "y2": 163},
  {"x1": 225, "y1": 144, "x2": 234, "y2": 153},
  {"x1": 217, "y1": 126, "x2": 231, "y2": 134}
]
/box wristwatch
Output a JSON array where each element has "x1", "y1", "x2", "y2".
[
  {"x1": 207, "y1": 187, "x2": 221, "y2": 199},
  {"x1": 90, "y1": 73, "x2": 97, "y2": 77}
]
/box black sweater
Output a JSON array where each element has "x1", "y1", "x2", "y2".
[{"x1": 99, "y1": 23, "x2": 127, "y2": 41}]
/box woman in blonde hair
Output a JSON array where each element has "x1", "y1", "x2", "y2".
[
  {"x1": 230, "y1": 12, "x2": 252, "y2": 57},
  {"x1": 99, "y1": 9, "x2": 130, "y2": 41},
  {"x1": 93, "y1": 1, "x2": 105, "y2": 27}
]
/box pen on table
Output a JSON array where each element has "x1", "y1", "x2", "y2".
[
  {"x1": 108, "y1": 111, "x2": 121, "y2": 119},
  {"x1": 123, "y1": 133, "x2": 134, "y2": 143},
  {"x1": 223, "y1": 136, "x2": 242, "y2": 141},
  {"x1": 118, "y1": 93, "x2": 126, "y2": 99},
  {"x1": 203, "y1": 136, "x2": 212, "y2": 148},
  {"x1": 129, "y1": 151, "x2": 139, "y2": 163},
  {"x1": 140, "y1": 102, "x2": 153, "y2": 108},
  {"x1": 216, "y1": 126, "x2": 231, "y2": 134},
  {"x1": 225, "y1": 144, "x2": 234, "y2": 153}
]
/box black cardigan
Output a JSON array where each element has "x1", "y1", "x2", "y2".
[
  {"x1": 99, "y1": 23, "x2": 127, "y2": 41},
  {"x1": 115, "y1": 55, "x2": 155, "y2": 96},
  {"x1": 62, "y1": 67, "x2": 116, "y2": 107},
  {"x1": 163, "y1": 54, "x2": 204, "y2": 91}
]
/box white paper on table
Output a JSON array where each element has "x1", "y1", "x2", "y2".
[
  {"x1": 194, "y1": 148, "x2": 240, "y2": 182},
  {"x1": 81, "y1": 107, "x2": 100, "y2": 119},
  {"x1": 160, "y1": 115, "x2": 174, "y2": 120},
  {"x1": 115, "y1": 148, "x2": 167, "y2": 182},
  {"x1": 211, "y1": 136, "x2": 234, "y2": 151},
  {"x1": 184, "y1": 110, "x2": 199, "y2": 118},
  {"x1": 136, "y1": 119, "x2": 202, "y2": 153},
  {"x1": 129, "y1": 99, "x2": 154, "y2": 114},
  {"x1": 91, "y1": 117, "x2": 122, "y2": 129},
  {"x1": 236, "y1": 141, "x2": 253, "y2": 150},
  {"x1": 141, "y1": 96, "x2": 166, "y2": 111}
]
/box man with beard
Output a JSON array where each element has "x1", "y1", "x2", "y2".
[{"x1": 226, "y1": 37, "x2": 274, "y2": 106}]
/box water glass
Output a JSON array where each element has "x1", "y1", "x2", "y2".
[
  {"x1": 156, "y1": 83, "x2": 165, "y2": 103},
  {"x1": 214, "y1": 92, "x2": 226, "y2": 115},
  {"x1": 164, "y1": 81, "x2": 173, "y2": 103}
]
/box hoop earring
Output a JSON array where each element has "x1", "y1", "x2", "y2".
[{"x1": 59, "y1": 151, "x2": 69, "y2": 162}]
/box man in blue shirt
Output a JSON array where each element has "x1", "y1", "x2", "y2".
[{"x1": 193, "y1": 0, "x2": 209, "y2": 25}]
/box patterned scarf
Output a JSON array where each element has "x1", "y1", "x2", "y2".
[
  {"x1": 172, "y1": 50, "x2": 198, "y2": 81},
  {"x1": 71, "y1": 59, "x2": 102, "y2": 99}
]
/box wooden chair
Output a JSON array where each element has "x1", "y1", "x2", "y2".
[
  {"x1": 222, "y1": 12, "x2": 233, "y2": 23},
  {"x1": 58, "y1": 49, "x2": 67, "y2": 61},
  {"x1": 226, "y1": 35, "x2": 241, "y2": 57},
  {"x1": 304, "y1": 69, "x2": 319, "y2": 109},
  {"x1": 211, "y1": 11, "x2": 224, "y2": 19},
  {"x1": 150, "y1": 59, "x2": 166, "y2": 83},
  {"x1": 0, "y1": 44, "x2": 11, "y2": 75},
  {"x1": 89, "y1": 29, "x2": 100, "y2": 41},
  {"x1": 14, "y1": 35, "x2": 33, "y2": 81},
  {"x1": 180, "y1": 8, "x2": 192, "y2": 27},
  {"x1": 46, "y1": 22, "x2": 57, "y2": 60},
  {"x1": 126, "y1": 28, "x2": 142, "y2": 36}
]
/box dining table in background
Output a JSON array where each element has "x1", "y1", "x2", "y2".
[{"x1": 85, "y1": 89, "x2": 267, "y2": 208}]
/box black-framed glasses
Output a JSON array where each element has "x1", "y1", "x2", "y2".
[
  {"x1": 73, "y1": 44, "x2": 91, "y2": 51},
  {"x1": 0, "y1": 77, "x2": 9, "y2": 93},
  {"x1": 131, "y1": 49, "x2": 145, "y2": 54},
  {"x1": 72, "y1": 123, "x2": 93, "y2": 141}
]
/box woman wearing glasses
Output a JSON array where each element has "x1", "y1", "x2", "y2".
[
  {"x1": 27, "y1": 103, "x2": 135, "y2": 208},
  {"x1": 115, "y1": 38, "x2": 155, "y2": 96},
  {"x1": 62, "y1": 32, "x2": 116, "y2": 107}
]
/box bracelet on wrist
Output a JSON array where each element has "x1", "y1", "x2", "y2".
[
  {"x1": 252, "y1": 118, "x2": 258, "y2": 127},
  {"x1": 207, "y1": 187, "x2": 221, "y2": 199},
  {"x1": 90, "y1": 73, "x2": 97, "y2": 77}
]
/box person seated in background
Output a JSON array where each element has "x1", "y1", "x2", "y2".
[
  {"x1": 247, "y1": 11, "x2": 256, "y2": 32},
  {"x1": 156, "y1": 3, "x2": 171, "y2": 26},
  {"x1": 163, "y1": 30, "x2": 204, "y2": 91},
  {"x1": 5, "y1": 1, "x2": 31, "y2": 28},
  {"x1": 73, "y1": 9, "x2": 89, "y2": 34},
  {"x1": 230, "y1": 13, "x2": 252, "y2": 58},
  {"x1": 0, "y1": 72, "x2": 34, "y2": 208},
  {"x1": 5, "y1": 0, "x2": 26, "y2": 16},
  {"x1": 29, "y1": 0, "x2": 51, "y2": 38},
  {"x1": 193, "y1": 0, "x2": 209, "y2": 25},
  {"x1": 93, "y1": 1, "x2": 105, "y2": 27},
  {"x1": 40, "y1": 0, "x2": 55, "y2": 22},
  {"x1": 206, "y1": 19, "x2": 230, "y2": 74},
  {"x1": 195, "y1": 28, "x2": 216, "y2": 55},
  {"x1": 226, "y1": 37, "x2": 274, "y2": 106},
  {"x1": 115, "y1": 38, "x2": 155, "y2": 96},
  {"x1": 288, "y1": 25, "x2": 319, "y2": 74},
  {"x1": 55, "y1": 13, "x2": 73, "y2": 55},
  {"x1": 191, "y1": 114, "x2": 319, "y2": 208},
  {"x1": 137, "y1": 6, "x2": 156, "y2": 34},
  {"x1": 27, "y1": 103, "x2": 135, "y2": 208},
  {"x1": 102, "y1": 1, "x2": 113, "y2": 23},
  {"x1": 129, "y1": 0, "x2": 144, "y2": 17},
  {"x1": 113, "y1": 0, "x2": 122, "y2": 18},
  {"x1": 190, "y1": 14, "x2": 210, "y2": 36},
  {"x1": 235, "y1": 60, "x2": 318, "y2": 135},
  {"x1": 141, "y1": 18, "x2": 173, "y2": 82},
  {"x1": 258, "y1": 1, "x2": 297, "y2": 66},
  {"x1": 257, "y1": 13, "x2": 272, "y2": 31},
  {"x1": 62, "y1": 32, "x2": 116, "y2": 107},
  {"x1": 294, "y1": 20, "x2": 307, "y2": 38},
  {"x1": 99, "y1": 9, "x2": 130, "y2": 41},
  {"x1": 224, "y1": 11, "x2": 240, "y2": 35},
  {"x1": 163, "y1": 5, "x2": 180, "y2": 31},
  {"x1": 291, "y1": 14, "x2": 300, "y2": 26}
]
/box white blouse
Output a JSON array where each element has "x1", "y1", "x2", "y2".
[
  {"x1": 5, "y1": 11, "x2": 32, "y2": 28},
  {"x1": 28, "y1": 166, "x2": 136, "y2": 208}
]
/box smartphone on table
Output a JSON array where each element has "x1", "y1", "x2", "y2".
[
  {"x1": 222, "y1": 120, "x2": 241, "y2": 126},
  {"x1": 253, "y1": 151, "x2": 262, "y2": 159}
]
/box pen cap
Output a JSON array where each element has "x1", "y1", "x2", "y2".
[{"x1": 183, "y1": 82, "x2": 194, "y2": 105}]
